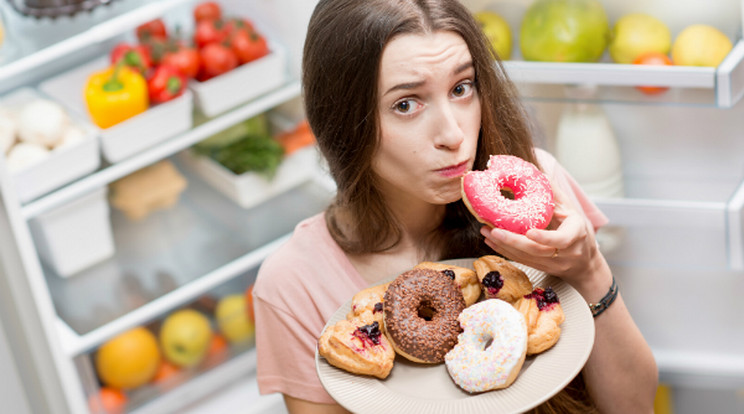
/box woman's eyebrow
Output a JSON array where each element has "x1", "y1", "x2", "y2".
[{"x1": 383, "y1": 61, "x2": 474, "y2": 97}]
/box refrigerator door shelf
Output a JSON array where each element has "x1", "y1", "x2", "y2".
[{"x1": 590, "y1": 173, "x2": 744, "y2": 270}]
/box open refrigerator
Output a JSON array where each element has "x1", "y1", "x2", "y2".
[{"x1": 0, "y1": 0, "x2": 743, "y2": 413}]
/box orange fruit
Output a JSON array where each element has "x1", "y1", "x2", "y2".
[
  {"x1": 633, "y1": 52, "x2": 673, "y2": 95},
  {"x1": 202, "y1": 332, "x2": 229, "y2": 368},
  {"x1": 95, "y1": 327, "x2": 161, "y2": 389},
  {"x1": 152, "y1": 360, "x2": 185, "y2": 391},
  {"x1": 88, "y1": 387, "x2": 127, "y2": 414},
  {"x1": 152, "y1": 360, "x2": 181, "y2": 384}
]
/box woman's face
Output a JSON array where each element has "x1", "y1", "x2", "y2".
[{"x1": 374, "y1": 30, "x2": 481, "y2": 208}]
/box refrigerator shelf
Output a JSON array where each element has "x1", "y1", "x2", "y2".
[
  {"x1": 0, "y1": 0, "x2": 190, "y2": 91},
  {"x1": 20, "y1": 79, "x2": 302, "y2": 220},
  {"x1": 48, "y1": 171, "x2": 334, "y2": 357},
  {"x1": 506, "y1": 39, "x2": 744, "y2": 108}
]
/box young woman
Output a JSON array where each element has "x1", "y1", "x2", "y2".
[{"x1": 253, "y1": 1, "x2": 658, "y2": 413}]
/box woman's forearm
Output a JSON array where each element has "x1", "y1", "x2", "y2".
[{"x1": 582, "y1": 292, "x2": 659, "y2": 413}]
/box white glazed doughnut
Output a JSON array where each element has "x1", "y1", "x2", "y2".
[
  {"x1": 462, "y1": 154, "x2": 554, "y2": 234},
  {"x1": 444, "y1": 299, "x2": 528, "y2": 393}
]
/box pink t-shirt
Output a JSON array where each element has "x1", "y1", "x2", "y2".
[{"x1": 253, "y1": 148, "x2": 608, "y2": 404}]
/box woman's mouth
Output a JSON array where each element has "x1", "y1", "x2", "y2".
[{"x1": 436, "y1": 161, "x2": 469, "y2": 178}]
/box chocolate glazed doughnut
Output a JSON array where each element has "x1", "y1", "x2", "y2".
[{"x1": 383, "y1": 268, "x2": 466, "y2": 364}]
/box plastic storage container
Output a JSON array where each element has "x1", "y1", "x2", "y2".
[
  {"x1": 180, "y1": 145, "x2": 320, "y2": 209},
  {"x1": 39, "y1": 56, "x2": 193, "y2": 163},
  {"x1": 28, "y1": 186, "x2": 115, "y2": 277},
  {"x1": 189, "y1": 43, "x2": 288, "y2": 117},
  {"x1": 0, "y1": 87, "x2": 100, "y2": 203}
]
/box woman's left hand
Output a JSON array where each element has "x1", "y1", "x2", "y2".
[{"x1": 480, "y1": 187, "x2": 603, "y2": 289}]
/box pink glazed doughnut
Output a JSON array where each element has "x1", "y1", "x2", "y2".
[{"x1": 461, "y1": 155, "x2": 554, "y2": 234}]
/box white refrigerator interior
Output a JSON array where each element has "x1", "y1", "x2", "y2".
[{"x1": 0, "y1": 0, "x2": 743, "y2": 413}]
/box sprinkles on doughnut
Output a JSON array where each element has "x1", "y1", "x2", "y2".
[
  {"x1": 445, "y1": 299, "x2": 528, "y2": 393},
  {"x1": 462, "y1": 154, "x2": 554, "y2": 234}
]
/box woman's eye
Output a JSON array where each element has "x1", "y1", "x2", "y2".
[
  {"x1": 393, "y1": 99, "x2": 420, "y2": 114},
  {"x1": 452, "y1": 81, "x2": 473, "y2": 98}
]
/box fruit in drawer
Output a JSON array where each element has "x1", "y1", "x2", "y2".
[
  {"x1": 609, "y1": 13, "x2": 671, "y2": 64},
  {"x1": 520, "y1": 0, "x2": 609, "y2": 63},
  {"x1": 672, "y1": 24, "x2": 733, "y2": 67},
  {"x1": 88, "y1": 387, "x2": 127, "y2": 414},
  {"x1": 216, "y1": 294, "x2": 255, "y2": 345},
  {"x1": 95, "y1": 327, "x2": 161, "y2": 389},
  {"x1": 474, "y1": 11, "x2": 512, "y2": 60},
  {"x1": 160, "y1": 309, "x2": 213, "y2": 367}
]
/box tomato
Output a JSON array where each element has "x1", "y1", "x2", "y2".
[
  {"x1": 136, "y1": 19, "x2": 167, "y2": 42},
  {"x1": 194, "y1": 19, "x2": 228, "y2": 48},
  {"x1": 230, "y1": 29, "x2": 269, "y2": 64},
  {"x1": 110, "y1": 43, "x2": 152, "y2": 74},
  {"x1": 147, "y1": 65, "x2": 187, "y2": 104},
  {"x1": 194, "y1": 2, "x2": 222, "y2": 22},
  {"x1": 632, "y1": 52, "x2": 673, "y2": 95},
  {"x1": 199, "y1": 43, "x2": 239, "y2": 81},
  {"x1": 162, "y1": 46, "x2": 201, "y2": 79},
  {"x1": 223, "y1": 17, "x2": 255, "y2": 37}
]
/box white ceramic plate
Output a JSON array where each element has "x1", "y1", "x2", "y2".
[{"x1": 315, "y1": 258, "x2": 595, "y2": 414}]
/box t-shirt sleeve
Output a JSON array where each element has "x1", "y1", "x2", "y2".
[
  {"x1": 536, "y1": 148, "x2": 609, "y2": 231},
  {"x1": 254, "y1": 294, "x2": 335, "y2": 404}
]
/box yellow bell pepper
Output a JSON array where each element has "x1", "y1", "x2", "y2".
[{"x1": 84, "y1": 63, "x2": 149, "y2": 129}]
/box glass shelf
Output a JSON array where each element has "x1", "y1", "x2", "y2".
[
  {"x1": 0, "y1": 0, "x2": 191, "y2": 92},
  {"x1": 506, "y1": 39, "x2": 744, "y2": 108},
  {"x1": 46, "y1": 162, "x2": 333, "y2": 356}
]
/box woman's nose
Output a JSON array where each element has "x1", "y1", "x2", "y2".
[{"x1": 432, "y1": 102, "x2": 465, "y2": 150}]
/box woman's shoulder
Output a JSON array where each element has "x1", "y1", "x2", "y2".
[{"x1": 253, "y1": 212, "x2": 361, "y2": 304}]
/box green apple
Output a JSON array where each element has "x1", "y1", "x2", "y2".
[
  {"x1": 216, "y1": 294, "x2": 255, "y2": 345},
  {"x1": 474, "y1": 11, "x2": 512, "y2": 60},
  {"x1": 609, "y1": 13, "x2": 671, "y2": 64},
  {"x1": 159, "y1": 309, "x2": 212, "y2": 368},
  {"x1": 520, "y1": 0, "x2": 609, "y2": 63}
]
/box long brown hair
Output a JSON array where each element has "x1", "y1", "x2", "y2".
[
  {"x1": 303, "y1": 3, "x2": 598, "y2": 411},
  {"x1": 303, "y1": 0, "x2": 537, "y2": 258}
]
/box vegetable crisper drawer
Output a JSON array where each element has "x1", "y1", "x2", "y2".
[{"x1": 593, "y1": 175, "x2": 744, "y2": 270}]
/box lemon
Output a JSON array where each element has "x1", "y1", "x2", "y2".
[
  {"x1": 215, "y1": 294, "x2": 255, "y2": 344},
  {"x1": 672, "y1": 24, "x2": 733, "y2": 67},
  {"x1": 474, "y1": 11, "x2": 512, "y2": 60},
  {"x1": 160, "y1": 309, "x2": 213, "y2": 367},
  {"x1": 95, "y1": 327, "x2": 160, "y2": 389},
  {"x1": 609, "y1": 13, "x2": 671, "y2": 64}
]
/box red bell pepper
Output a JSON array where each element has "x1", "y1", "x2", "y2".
[
  {"x1": 147, "y1": 65, "x2": 186, "y2": 104},
  {"x1": 110, "y1": 43, "x2": 152, "y2": 75}
]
